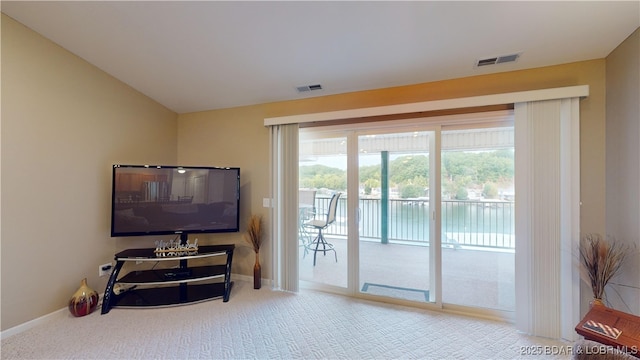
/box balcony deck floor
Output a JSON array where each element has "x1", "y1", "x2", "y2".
[{"x1": 300, "y1": 236, "x2": 515, "y2": 312}]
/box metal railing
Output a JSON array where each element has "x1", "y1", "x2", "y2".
[{"x1": 309, "y1": 196, "x2": 515, "y2": 249}]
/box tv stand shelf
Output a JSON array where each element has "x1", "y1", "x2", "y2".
[{"x1": 101, "y1": 244, "x2": 234, "y2": 314}]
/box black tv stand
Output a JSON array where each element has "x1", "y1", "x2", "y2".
[{"x1": 101, "y1": 244, "x2": 234, "y2": 314}]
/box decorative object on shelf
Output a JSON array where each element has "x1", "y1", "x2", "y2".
[
  {"x1": 244, "y1": 214, "x2": 263, "y2": 289},
  {"x1": 579, "y1": 233, "x2": 630, "y2": 306},
  {"x1": 68, "y1": 278, "x2": 99, "y2": 317},
  {"x1": 112, "y1": 283, "x2": 136, "y2": 295},
  {"x1": 582, "y1": 320, "x2": 622, "y2": 340},
  {"x1": 154, "y1": 238, "x2": 198, "y2": 257}
]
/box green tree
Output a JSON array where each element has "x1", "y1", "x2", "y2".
[
  {"x1": 399, "y1": 183, "x2": 425, "y2": 198},
  {"x1": 299, "y1": 165, "x2": 346, "y2": 190},
  {"x1": 442, "y1": 152, "x2": 476, "y2": 182},
  {"x1": 483, "y1": 182, "x2": 499, "y2": 199},
  {"x1": 363, "y1": 178, "x2": 380, "y2": 195},
  {"x1": 390, "y1": 155, "x2": 429, "y2": 184},
  {"x1": 455, "y1": 187, "x2": 469, "y2": 200},
  {"x1": 441, "y1": 150, "x2": 514, "y2": 199},
  {"x1": 476, "y1": 151, "x2": 514, "y2": 183},
  {"x1": 300, "y1": 149, "x2": 513, "y2": 199},
  {"x1": 320, "y1": 173, "x2": 347, "y2": 191},
  {"x1": 359, "y1": 164, "x2": 380, "y2": 185}
]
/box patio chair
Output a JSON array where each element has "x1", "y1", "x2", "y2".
[
  {"x1": 299, "y1": 190, "x2": 317, "y2": 220},
  {"x1": 303, "y1": 192, "x2": 341, "y2": 266},
  {"x1": 299, "y1": 190, "x2": 317, "y2": 254}
]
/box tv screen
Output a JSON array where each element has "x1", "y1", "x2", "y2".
[{"x1": 111, "y1": 165, "x2": 240, "y2": 237}]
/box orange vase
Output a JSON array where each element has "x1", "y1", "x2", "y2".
[{"x1": 68, "y1": 278, "x2": 99, "y2": 317}]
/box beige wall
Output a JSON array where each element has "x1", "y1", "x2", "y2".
[
  {"x1": 179, "y1": 60, "x2": 608, "y2": 282},
  {"x1": 177, "y1": 105, "x2": 271, "y2": 277},
  {"x1": 605, "y1": 28, "x2": 640, "y2": 315},
  {"x1": 1, "y1": 15, "x2": 178, "y2": 330}
]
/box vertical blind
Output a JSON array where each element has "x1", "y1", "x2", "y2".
[
  {"x1": 514, "y1": 98, "x2": 581, "y2": 340},
  {"x1": 269, "y1": 124, "x2": 300, "y2": 292}
]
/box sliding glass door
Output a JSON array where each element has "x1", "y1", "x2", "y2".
[
  {"x1": 298, "y1": 117, "x2": 515, "y2": 316},
  {"x1": 440, "y1": 127, "x2": 515, "y2": 312},
  {"x1": 357, "y1": 130, "x2": 435, "y2": 303},
  {"x1": 298, "y1": 132, "x2": 348, "y2": 289}
]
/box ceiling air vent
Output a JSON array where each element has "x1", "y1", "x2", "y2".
[
  {"x1": 477, "y1": 57, "x2": 498, "y2": 67},
  {"x1": 475, "y1": 53, "x2": 520, "y2": 67},
  {"x1": 296, "y1": 84, "x2": 323, "y2": 93}
]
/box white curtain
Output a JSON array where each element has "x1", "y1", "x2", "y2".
[
  {"x1": 269, "y1": 124, "x2": 300, "y2": 292},
  {"x1": 514, "y1": 98, "x2": 581, "y2": 340}
]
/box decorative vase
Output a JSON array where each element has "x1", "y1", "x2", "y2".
[
  {"x1": 253, "y1": 252, "x2": 261, "y2": 289},
  {"x1": 69, "y1": 278, "x2": 99, "y2": 317},
  {"x1": 590, "y1": 298, "x2": 605, "y2": 308}
]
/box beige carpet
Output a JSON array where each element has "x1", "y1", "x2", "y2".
[{"x1": 1, "y1": 280, "x2": 571, "y2": 359}]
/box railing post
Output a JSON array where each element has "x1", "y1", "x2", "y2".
[{"x1": 381, "y1": 151, "x2": 389, "y2": 244}]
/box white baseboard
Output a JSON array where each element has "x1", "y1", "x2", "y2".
[
  {"x1": 1, "y1": 274, "x2": 266, "y2": 340},
  {"x1": 1, "y1": 306, "x2": 68, "y2": 340}
]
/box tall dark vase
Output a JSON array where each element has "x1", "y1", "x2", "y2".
[{"x1": 253, "y1": 252, "x2": 261, "y2": 289}]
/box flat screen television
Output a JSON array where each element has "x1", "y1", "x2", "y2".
[{"x1": 111, "y1": 165, "x2": 240, "y2": 240}]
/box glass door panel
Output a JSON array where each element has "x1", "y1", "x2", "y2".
[
  {"x1": 298, "y1": 121, "x2": 515, "y2": 315},
  {"x1": 357, "y1": 131, "x2": 433, "y2": 302},
  {"x1": 440, "y1": 127, "x2": 515, "y2": 311},
  {"x1": 298, "y1": 133, "x2": 348, "y2": 288}
]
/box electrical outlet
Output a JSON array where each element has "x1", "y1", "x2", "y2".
[{"x1": 98, "y1": 262, "x2": 112, "y2": 277}]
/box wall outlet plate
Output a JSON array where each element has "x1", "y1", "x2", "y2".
[{"x1": 98, "y1": 263, "x2": 112, "y2": 277}]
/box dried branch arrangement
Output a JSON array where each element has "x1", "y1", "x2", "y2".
[
  {"x1": 244, "y1": 214, "x2": 263, "y2": 254},
  {"x1": 579, "y1": 233, "x2": 629, "y2": 300}
]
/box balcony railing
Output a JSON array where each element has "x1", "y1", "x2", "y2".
[{"x1": 309, "y1": 196, "x2": 515, "y2": 249}]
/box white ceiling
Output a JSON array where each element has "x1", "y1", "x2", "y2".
[{"x1": 2, "y1": 1, "x2": 639, "y2": 114}]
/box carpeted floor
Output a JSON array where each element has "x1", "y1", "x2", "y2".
[{"x1": 1, "y1": 280, "x2": 571, "y2": 359}]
